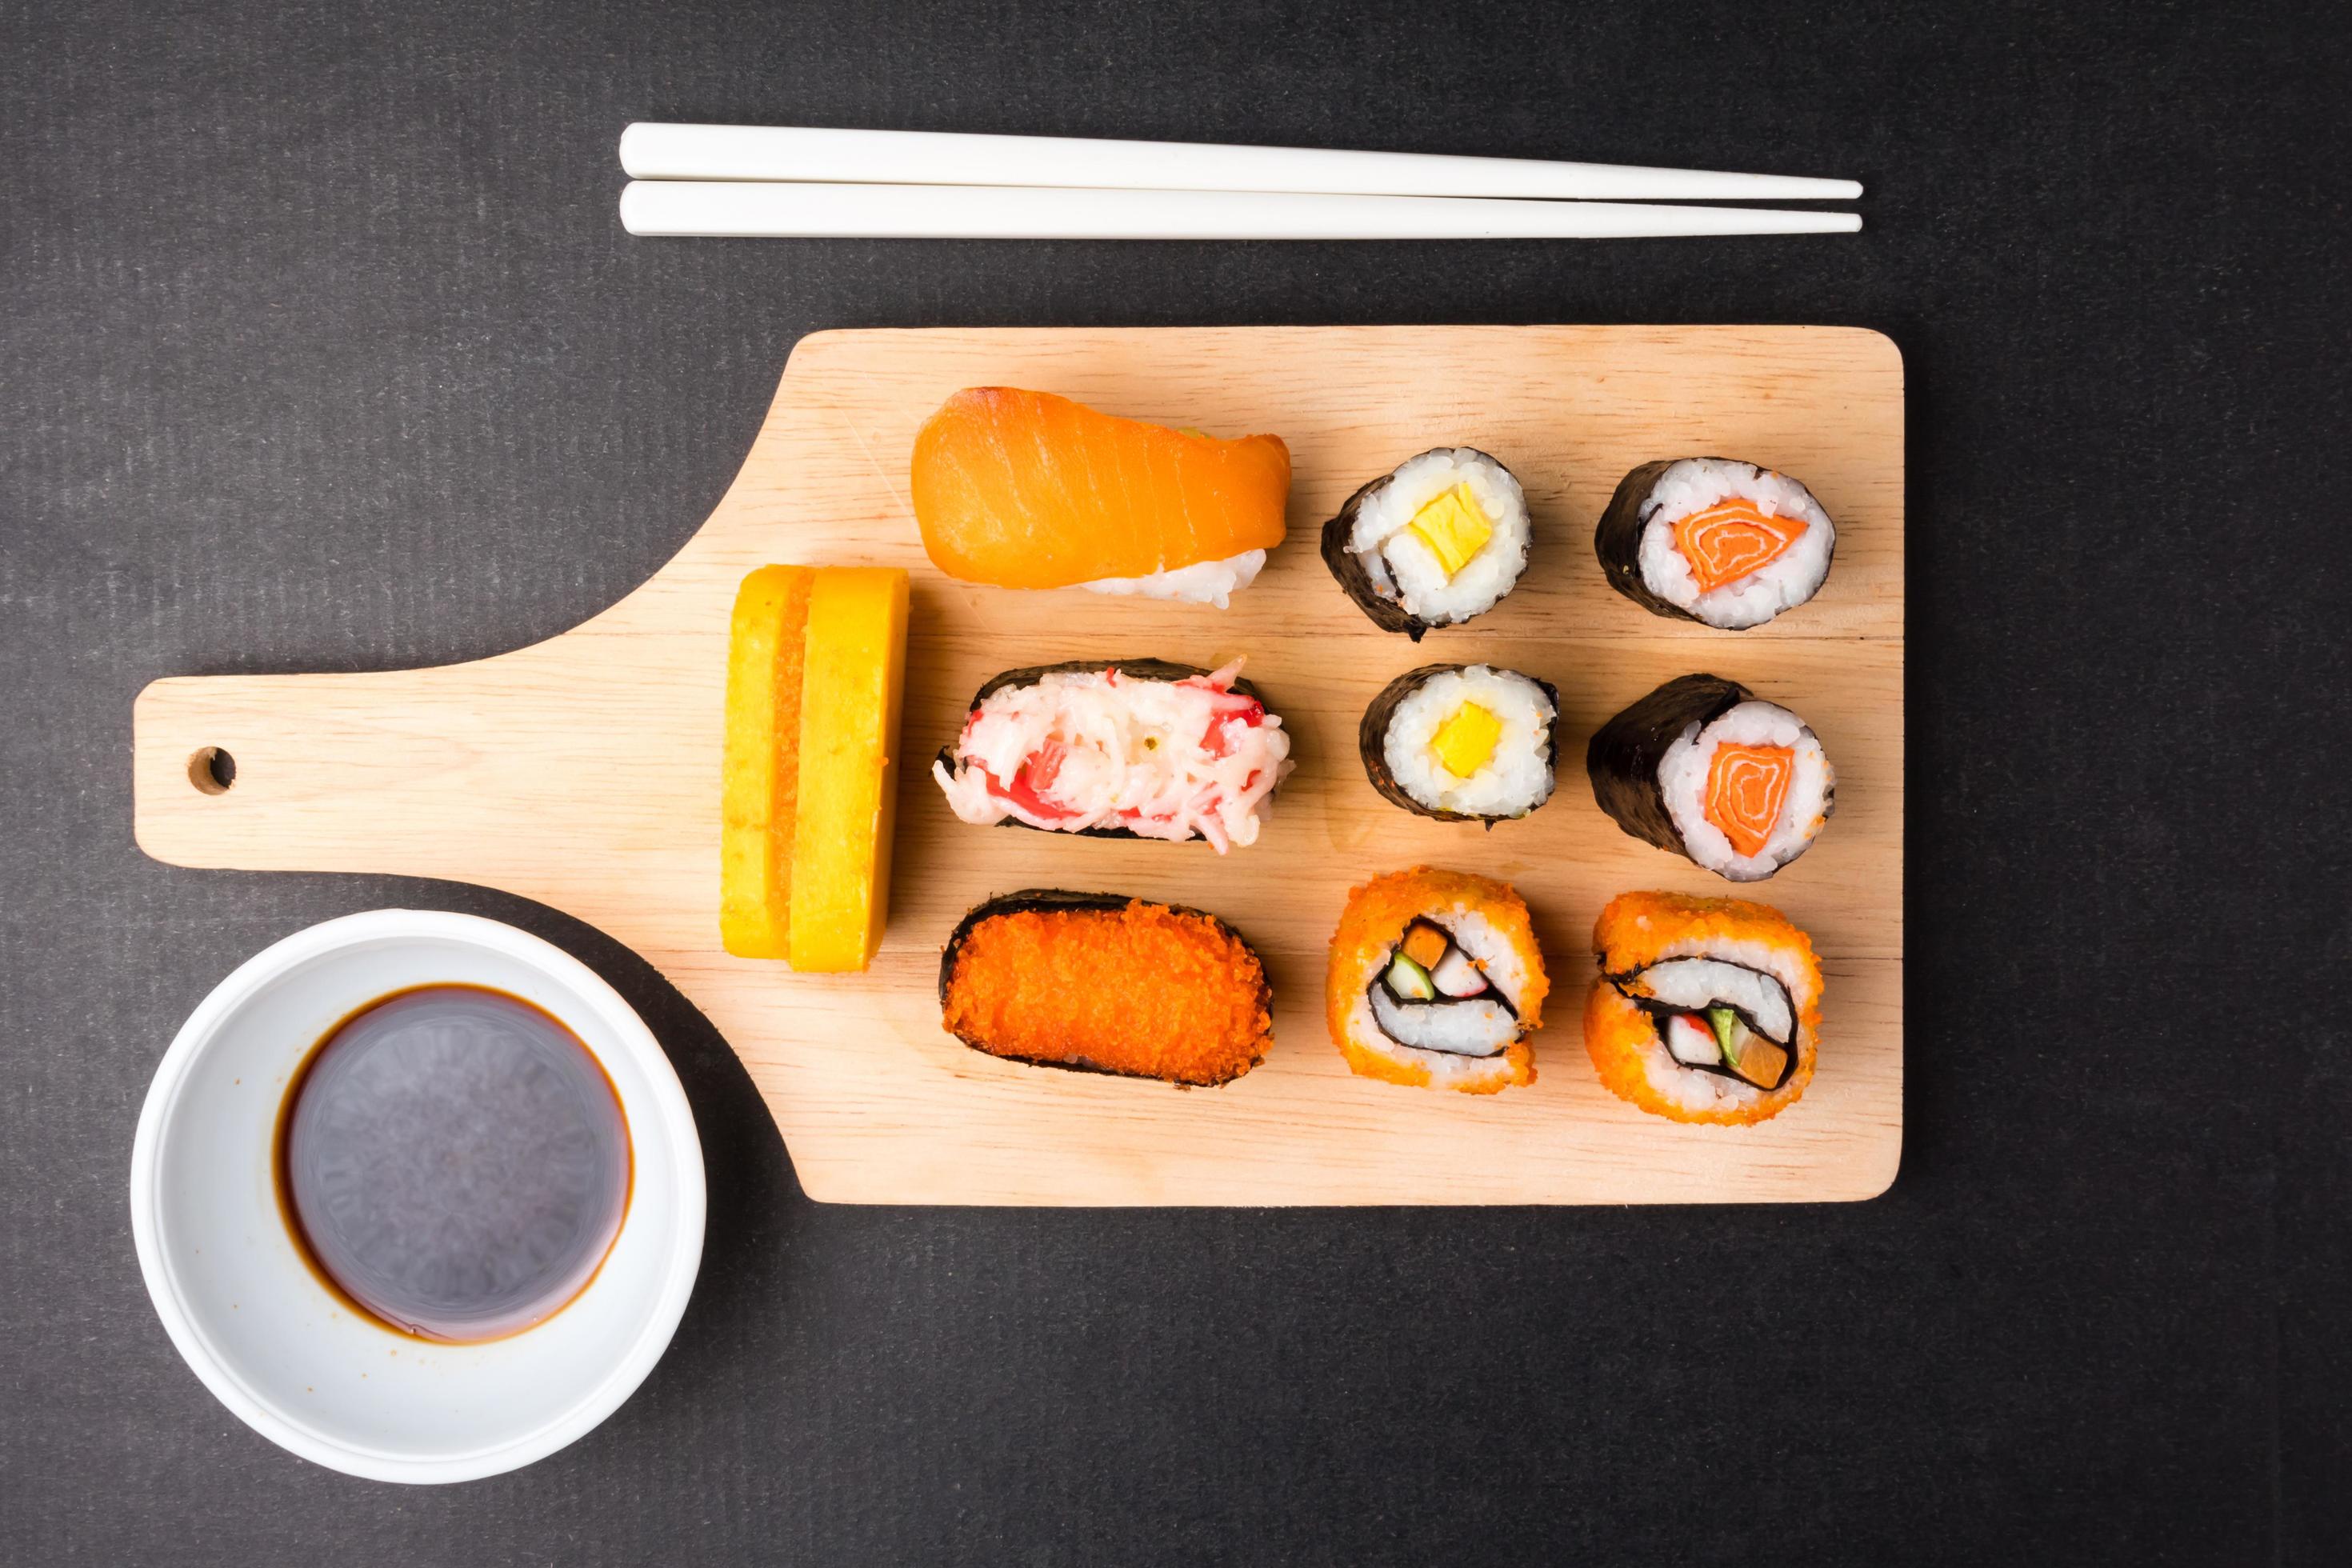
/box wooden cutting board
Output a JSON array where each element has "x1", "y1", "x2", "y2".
[{"x1": 133, "y1": 325, "x2": 1904, "y2": 1205}]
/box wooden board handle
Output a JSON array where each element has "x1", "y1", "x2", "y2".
[
  {"x1": 133, "y1": 626, "x2": 725, "y2": 907},
  {"x1": 137, "y1": 662, "x2": 522, "y2": 875}
]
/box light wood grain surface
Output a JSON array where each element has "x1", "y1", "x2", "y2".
[{"x1": 133, "y1": 325, "x2": 1904, "y2": 1204}]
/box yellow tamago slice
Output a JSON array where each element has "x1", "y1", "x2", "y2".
[
  {"x1": 1405, "y1": 482, "x2": 1493, "y2": 578},
  {"x1": 785, "y1": 566, "x2": 910, "y2": 972},
  {"x1": 719, "y1": 566, "x2": 814, "y2": 958},
  {"x1": 1430, "y1": 701, "x2": 1502, "y2": 779}
]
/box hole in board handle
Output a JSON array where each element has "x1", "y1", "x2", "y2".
[{"x1": 188, "y1": 747, "x2": 236, "y2": 795}]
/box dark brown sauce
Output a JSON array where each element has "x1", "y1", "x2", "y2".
[{"x1": 274, "y1": 984, "x2": 632, "y2": 1345}]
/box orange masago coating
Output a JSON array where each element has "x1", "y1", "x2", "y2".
[
  {"x1": 1324, "y1": 867, "x2": 1546, "y2": 1094},
  {"x1": 940, "y1": 898, "x2": 1272, "y2": 1086},
  {"x1": 911, "y1": 388, "x2": 1291, "y2": 588},
  {"x1": 1584, "y1": 890, "x2": 1822, "y2": 1127}
]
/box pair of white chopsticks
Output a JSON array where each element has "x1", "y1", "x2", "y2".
[{"x1": 617, "y1": 123, "x2": 1862, "y2": 241}]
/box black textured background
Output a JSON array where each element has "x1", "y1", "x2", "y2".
[{"x1": 6, "y1": 2, "x2": 2348, "y2": 1562}]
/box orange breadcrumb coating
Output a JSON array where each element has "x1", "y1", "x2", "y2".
[
  {"x1": 942, "y1": 902, "x2": 1271, "y2": 1086},
  {"x1": 1324, "y1": 867, "x2": 1545, "y2": 1094},
  {"x1": 1582, "y1": 890, "x2": 1821, "y2": 1126}
]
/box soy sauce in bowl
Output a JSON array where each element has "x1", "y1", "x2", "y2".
[{"x1": 275, "y1": 985, "x2": 632, "y2": 1344}]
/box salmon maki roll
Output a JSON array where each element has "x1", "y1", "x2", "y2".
[
  {"x1": 1594, "y1": 458, "x2": 1836, "y2": 630},
  {"x1": 1586, "y1": 674, "x2": 1835, "y2": 880},
  {"x1": 939, "y1": 890, "x2": 1273, "y2": 1086},
  {"x1": 1583, "y1": 890, "x2": 1821, "y2": 1125},
  {"x1": 1324, "y1": 867, "x2": 1546, "y2": 1094},
  {"x1": 911, "y1": 388, "x2": 1290, "y2": 608}
]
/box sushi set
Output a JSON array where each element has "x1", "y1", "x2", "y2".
[{"x1": 130, "y1": 324, "x2": 1903, "y2": 1206}]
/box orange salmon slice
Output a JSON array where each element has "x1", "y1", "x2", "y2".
[
  {"x1": 1672, "y1": 498, "x2": 1807, "y2": 595},
  {"x1": 910, "y1": 387, "x2": 1290, "y2": 589},
  {"x1": 1704, "y1": 742, "x2": 1795, "y2": 859}
]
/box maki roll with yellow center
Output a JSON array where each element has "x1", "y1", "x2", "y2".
[
  {"x1": 1583, "y1": 890, "x2": 1821, "y2": 1125},
  {"x1": 1325, "y1": 867, "x2": 1548, "y2": 1094},
  {"x1": 1321, "y1": 448, "x2": 1532, "y2": 638},
  {"x1": 1359, "y1": 664, "x2": 1558, "y2": 823}
]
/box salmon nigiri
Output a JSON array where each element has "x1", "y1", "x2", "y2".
[{"x1": 910, "y1": 388, "x2": 1290, "y2": 608}]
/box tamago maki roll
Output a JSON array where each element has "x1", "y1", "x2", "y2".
[
  {"x1": 1586, "y1": 674, "x2": 1834, "y2": 880},
  {"x1": 1583, "y1": 890, "x2": 1822, "y2": 1126},
  {"x1": 1320, "y1": 448, "x2": 1531, "y2": 638},
  {"x1": 1594, "y1": 458, "x2": 1835, "y2": 630},
  {"x1": 1326, "y1": 867, "x2": 1549, "y2": 1094},
  {"x1": 1359, "y1": 664, "x2": 1558, "y2": 824}
]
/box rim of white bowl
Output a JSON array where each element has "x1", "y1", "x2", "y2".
[{"x1": 128, "y1": 908, "x2": 707, "y2": 1484}]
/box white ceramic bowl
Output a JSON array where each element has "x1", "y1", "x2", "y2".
[{"x1": 130, "y1": 910, "x2": 706, "y2": 1483}]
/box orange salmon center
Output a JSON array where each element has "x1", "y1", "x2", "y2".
[
  {"x1": 1704, "y1": 743, "x2": 1795, "y2": 858},
  {"x1": 1673, "y1": 499, "x2": 1807, "y2": 594}
]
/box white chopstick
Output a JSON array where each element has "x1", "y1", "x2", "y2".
[
  {"x1": 620, "y1": 122, "x2": 1860, "y2": 203},
  {"x1": 618, "y1": 182, "x2": 1862, "y2": 242}
]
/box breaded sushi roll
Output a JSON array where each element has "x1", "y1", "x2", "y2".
[
  {"x1": 1321, "y1": 448, "x2": 1531, "y2": 638},
  {"x1": 1359, "y1": 664, "x2": 1558, "y2": 824},
  {"x1": 1586, "y1": 674, "x2": 1835, "y2": 880},
  {"x1": 1595, "y1": 458, "x2": 1835, "y2": 630},
  {"x1": 1326, "y1": 867, "x2": 1547, "y2": 1094},
  {"x1": 1583, "y1": 891, "x2": 1821, "y2": 1125},
  {"x1": 938, "y1": 890, "x2": 1273, "y2": 1086},
  {"x1": 932, "y1": 658, "x2": 1291, "y2": 851}
]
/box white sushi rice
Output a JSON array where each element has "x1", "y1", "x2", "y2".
[
  {"x1": 1627, "y1": 932, "x2": 1818, "y2": 1019},
  {"x1": 1371, "y1": 990, "x2": 1518, "y2": 1055},
  {"x1": 1381, "y1": 666, "x2": 1554, "y2": 818},
  {"x1": 1081, "y1": 548, "x2": 1266, "y2": 610},
  {"x1": 1628, "y1": 958, "x2": 1794, "y2": 1044},
  {"x1": 1634, "y1": 458, "x2": 1834, "y2": 630},
  {"x1": 1657, "y1": 700, "x2": 1834, "y2": 880},
  {"x1": 1345, "y1": 449, "x2": 1529, "y2": 627},
  {"x1": 1345, "y1": 907, "x2": 1535, "y2": 1087}
]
